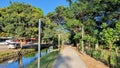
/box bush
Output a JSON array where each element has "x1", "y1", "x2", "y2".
[
  {"x1": 86, "y1": 48, "x2": 120, "y2": 68},
  {"x1": 86, "y1": 48, "x2": 92, "y2": 56},
  {"x1": 95, "y1": 50, "x2": 102, "y2": 59}
]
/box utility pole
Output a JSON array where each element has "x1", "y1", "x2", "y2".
[{"x1": 38, "y1": 19, "x2": 41, "y2": 68}]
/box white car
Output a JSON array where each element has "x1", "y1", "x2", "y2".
[
  {"x1": 5, "y1": 40, "x2": 13, "y2": 44},
  {"x1": 8, "y1": 42, "x2": 20, "y2": 49},
  {"x1": 0, "y1": 42, "x2": 7, "y2": 45}
]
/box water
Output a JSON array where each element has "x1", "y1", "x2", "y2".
[{"x1": 0, "y1": 50, "x2": 47, "y2": 68}]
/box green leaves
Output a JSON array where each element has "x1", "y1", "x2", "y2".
[
  {"x1": 83, "y1": 35, "x2": 96, "y2": 43},
  {"x1": 100, "y1": 27, "x2": 118, "y2": 47},
  {"x1": 65, "y1": 18, "x2": 83, "y2": 29},
  {"x1": 101, "y1": 23, "x2": 107, "y2": 28},
  {"x1": 0, "y1": 2, "x2": 43, "y2": 38},
  {"x1": 74, "y1": 32, "x2": 81, "y2": 39},
  {"x1": 41, "y1": 18, "x2": 59, "y2": 43}
]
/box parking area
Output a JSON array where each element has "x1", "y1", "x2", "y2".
[{"x1": 0, "y1": 45, "x2": 9, "y2": 52}]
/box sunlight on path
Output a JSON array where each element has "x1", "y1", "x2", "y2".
[{"x1": 53, "y1": 46, "x2": 88, "y2": 68}]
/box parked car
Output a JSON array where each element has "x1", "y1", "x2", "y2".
[
  {"x1": 0, "y1": 42, "x2": 7, "y2": 45},
  {"x1": 5, "y1": 40, "x2": 13, "y2": 45},
  {"x1": 8, "y1": 42, "x2": 20, "y2": 49}
]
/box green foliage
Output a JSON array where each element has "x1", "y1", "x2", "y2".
[
  {"x1": 101, "y1": 23, "x2": 107, "y2": 28},
  {"x1": 100, "y1": 27, "x2": 118, "y2": 48},
  {"x1": 86, "y1": 48, "x2": 120, "y2": 67},
  {"x1": 93, "y1": 50, "x2": 102, "y2": 60},
  {"x1": 24, "y1": 52, "x2": 36, "y2": 58},
  {"x1": 86, "y1": 48, "x2": 93, "y2": 55},
  {"x1": 66, "y1": 19, "x2": 82, "y2": 29},
  {"x1": 41, "y1": 18, "x2": 58, "y2": 43},
  {"x1": 83, "y1": 35, "x2": 96, "y2": 43},
  {"x1": 115, "y1": 21, "x2": 120, "y2": 35},
  {"x1": 64, "y1": 0, "x2": 120, "y2": 67},
  {"x1": 0, "y1": 2, "x2": 43, "y2": 38}
]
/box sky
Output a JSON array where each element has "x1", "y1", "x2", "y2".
[{"x1": 0, "y1": 0, "x2": 68, "y2": 15}]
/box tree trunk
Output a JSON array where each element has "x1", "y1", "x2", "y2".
[
  {"x1": 108, "y1": 44, "x2": 112, "y2": 68},
  {"x1": 77, "y1": 43, "x2": 79, "y2": 51},
  {"x1": 81, "y1": 26, "x2": 84, "y2": 53},
  {"x1": 20, "y1": 40, "x2": 23, "y2": 49},
  {"x1": 88, "y1": 42, "x2": 92, "y2": 56},
  {"x1": 95, "y1": 41, "x2": 99, "y2": 50},
  {"x1": 58, "y1": 34, "x2": 60, "y2": 51},
  {"x1": 61, "y1": 36, "x2": 64, "y2": 49},
  {"x1": 116, "y1": 47, "x2": 119, "y2": 67},
  {"x1": 88, "y1": 42, "x2": 90, "y2": 48},
  {"x1": 73, "y1": 40, "x2": 77, "y2": 46}
]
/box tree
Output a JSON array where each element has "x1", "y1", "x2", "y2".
[
  {"x1": 41, "y1": 18, "x2": 58, "y2": 44},
  {"x1": 100, "y1": 26, "x2": 118, "y2": 67},
  {"x1": 66, "y1": 0, "x2": 73, "y2": 6},
  {"x1": 0, "y1": 2, "x2": 43, "y2": 38}
]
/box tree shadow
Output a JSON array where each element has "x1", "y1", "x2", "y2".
[{"x1": 53, "y1": 54, "x2": 72, "y2": 68}]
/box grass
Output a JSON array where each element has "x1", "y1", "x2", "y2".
[
  {"x1": 0, "y1": 49, "x2": 35, "y2": 56},
  {"x1": 26, "y1": 50, "x2": 59, "y2": 68},
  {"x1": 41, "y1": 48, "x2": 48, "y2": 52},
  {"x1": 86, "y1": 48, "x2": 120, "y2": 68},
  {"x1": 0, "y1": 49, "x2": 35, "y2": 62}
]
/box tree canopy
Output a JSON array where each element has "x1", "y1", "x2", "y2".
[
  {"x1": 0, "y1": 2, "x2": 43, "y2": 38},
  {"x1": 0, "y1": 1, "x2": 120, "y2": 48},
  {"x1": 46, "y1": 0, "x2": 120, "y2": 49}
]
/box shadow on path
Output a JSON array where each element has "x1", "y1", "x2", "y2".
[{"x1": 53, "y1": 54, "x2": 72, "y2": 68}]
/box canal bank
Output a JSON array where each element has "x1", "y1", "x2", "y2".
[
  {"x1": 0, "y1": 49, "x2": 36, "y2": 63},
  {"x1": 0, "y1": 43, "x2": 53, "y2": 63},
  {"x1": 0, "y1": 49, "x2": 48, "y2": 68},
  {"x1": 0, "y1": 46, "x2": 54, "y2": 68},
  {"x1": 26, "y1": 49, "x2": 59, "y2": 68}
]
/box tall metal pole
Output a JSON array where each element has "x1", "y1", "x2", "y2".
[{"x1": 38, "y1": 19, "x2": 41, "y2": 68}]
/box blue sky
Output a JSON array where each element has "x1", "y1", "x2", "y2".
[{"x1": 0, "y1": 0, "x2": 68, "y2": 15}]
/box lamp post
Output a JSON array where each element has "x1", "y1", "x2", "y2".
[{"x1": 38, "y1": 19, "x2": 41, "y2": 68}]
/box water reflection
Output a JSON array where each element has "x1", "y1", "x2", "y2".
[
  {"x1": 0, "y1": 46, "x2": 53, "y2": 68},
  {"x1": 0, "y1": 51, "x2": 46, "y2": 68},
  {"x1": 18, "y1": 56, "x2": 22, "y2": 68}
]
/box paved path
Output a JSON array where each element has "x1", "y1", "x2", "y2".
[{"x1": 53, "y1": 46, "x2": 88, "y2": 68}]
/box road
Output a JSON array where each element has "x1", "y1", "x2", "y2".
[
  {"x1": 53, "y1": 46, "x2": 88, "y2": 68},
  {"x1": 0, "y1": 45, "x2": 9, "y2": 52}
]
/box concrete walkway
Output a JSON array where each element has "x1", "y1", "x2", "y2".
[{"x1": 53, "y1": 46, "x2": 88, "y2": 68}]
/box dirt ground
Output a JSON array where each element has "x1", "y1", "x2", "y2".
[
  {"x1": 53, "y1": 46, "x2": 87, "y2": 68},
  {"x1": 73, "y1": 47, "x2": 109, "y2": 68},
  {"x1": 0, "y1": 45, "x2": 9, "y2": 52}
]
